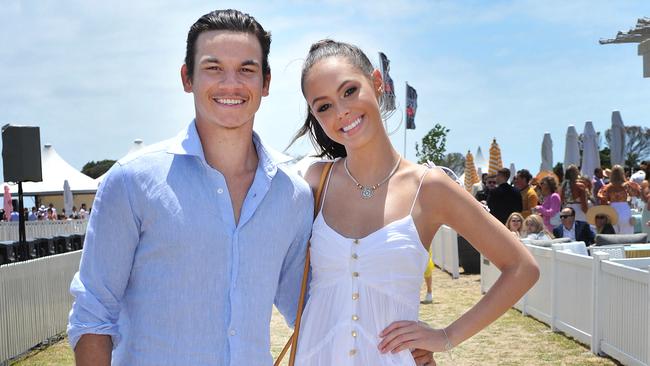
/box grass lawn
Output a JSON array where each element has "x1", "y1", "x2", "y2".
[{"x1": 11, "y1": 267, "x2": 620, "y2": 365}]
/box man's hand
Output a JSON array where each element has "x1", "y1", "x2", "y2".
[{"x1": 411, "y1": 348, "x2": 436, "y2": 365}]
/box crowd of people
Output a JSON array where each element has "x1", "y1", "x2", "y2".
[
  {"x1": 474, "y1": 161, "x2": 650, "y2": 245},
  {"x1": 1, "y1": 202, "x2": 89, "y2": 222}
]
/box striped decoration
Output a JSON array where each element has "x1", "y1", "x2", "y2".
[
  {"x1": 464, "y1": 151, "x2": 480, "y2": 192},
  {"x1": 488, "y1": 138, "x2": 503, "y2": 175}
]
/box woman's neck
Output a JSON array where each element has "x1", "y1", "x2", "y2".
[{"x1": 343, "y1": 136, "x2": 400, "y2": 184}]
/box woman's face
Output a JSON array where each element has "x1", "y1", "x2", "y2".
[
  {"x1": 509, "y1": 217, "x2": 522, "y2": 231},
  {"x1": 525, "y1": 220, "x2": 539, "y2": 233},
  {"x1": 540, "y1": 181, "x2": 550, "y2": 195},
  {"x1": 302, "y1": 57, "x2": 383, "y2": 150}
]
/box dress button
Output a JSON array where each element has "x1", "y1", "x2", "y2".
[
  {"x1": 349, "y1": 349, "x2": 357, "y2": 356},
  {"x1": 353, "y1": 239, "x2": 360, "y2": 244},
  {"x1": 352, "y1": 315, "x2": 359, "y2": 321},
  {"x1": 352, "y1": 272, "x2": 359, "y2": 277},
  {"x1": 352, "y1": 330, "x2": 357, "y2": 337},
  {"x1": 351, "y1": 253, "x2": 358, "y2": 259},
  {"x1": 352, "y1": 293, "x2": 359, "y2": 300}
]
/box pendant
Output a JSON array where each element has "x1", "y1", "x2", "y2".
[{"x1": 360, "y1": 186, "x2": 374, "y2": 199}]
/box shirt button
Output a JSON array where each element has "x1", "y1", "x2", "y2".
[
  {"x1": 349, "y1": 349, "x2": 357, "y2": 356},
  {"x1": 352, "y1": 315, "x2": 359, "y2": 321},
  {"x1": 352, "y1": 293, "x2": 359, "y2": 300},
  {"x1": 351, "y1": 253, "x2": 358, "y2": 259},
  {"x1": 352, "y1": 272, "x2": 359, "y2": 277},
  {"x1": 217, "y1": 188, "x2": 224, "y2": 194},
  {"x1": 229, "y1": 329, "x2": 236, "y2": 336}
]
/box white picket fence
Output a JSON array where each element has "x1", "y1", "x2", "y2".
[
  {"x1": 0, "y1": 220, "x2": 87, "y2": 241},
  {"x1": 431, "y1": 225, "x2": 460, "y2": 279},
  {"x1": 0, "y1": 251, "x2": 81, "y2": 363},
  {"x1": 482, "y1": 244, "x2": 650, "y2": 365}
]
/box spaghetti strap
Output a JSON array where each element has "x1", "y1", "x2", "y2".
[
  {"x1": 318, "y1": 158, "x2": 338, "y2": 215},
  {"x1": 409, "y1": 167, "x2": 430, "y2": 215}
]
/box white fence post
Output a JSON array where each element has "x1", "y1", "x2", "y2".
[
  {"x1": 591, "y1": 251, "x2": 609, "y2": 356},
  {"x1": 550, "y1": 245, "x2": 558, "y2": 332}
]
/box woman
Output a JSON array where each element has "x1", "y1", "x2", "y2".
[
  {"x1": 292, "y1": 39, "x2": 539, "y2": 365},
  {"x1": 505, "y1": 212, "x2": 525, "y2": 238},
  {"x1": 560, "y1": 165, "x2": 589, "y2": 222},
  {"x1": 597, "y1": 165, "x2": 641, "y2": 234},
  {"x1": 639, "y1": 161, "x2": 650, "y2": 236},
  {"x1": 586, "y1": 205, "x2": 617, "y2": 235},
  {"x1": 533, "y1": 175, "x2": 561, "y2": 233},
  {"x1": 523, "y1": 214, "x2": 553, "y2": 240}
]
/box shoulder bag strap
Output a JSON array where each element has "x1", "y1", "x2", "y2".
[{"x1": 274, "y1": 161, "x2": 334, "y2": 366}]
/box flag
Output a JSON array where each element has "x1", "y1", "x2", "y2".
[
  {"x1": 405, "y1": 82, "x2": 417, "y2": 129},
  {"x1": 378, "y1": 52, "x2": 396, "y2": 111}
]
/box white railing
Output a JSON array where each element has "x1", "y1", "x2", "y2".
[
  {"x1": 481, "y1": 244, "x2": 650, "y2": 365},
  {"x1": 0, "y1": 220, "x2": 87, "y2": 241},
  {"x1": 430, "y1": 225, "x2": 459, "y2": 279},
  {"x1": 0, "y1": 251, "x2": 81, "y2": 363}
]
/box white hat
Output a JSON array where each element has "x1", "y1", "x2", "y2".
[{"x1": 631, "y1": 170, "x2": 645, "y2": 184}]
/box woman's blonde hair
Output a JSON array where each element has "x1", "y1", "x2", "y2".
[{"x1": 523, "y1": 214, "x2": 553, "y2": 238}]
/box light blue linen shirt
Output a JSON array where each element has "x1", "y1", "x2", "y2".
[{"x1": 68, "y1": 120, "x2": 313, "y2": 365}]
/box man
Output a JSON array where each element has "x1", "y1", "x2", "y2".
[
  {"x1": 514, "y1": 169, "x2": 538, "y2": 218},
  {"x1": 28, "y1": 207, "x2": 38, "y2": 221},
  {"x1": 67, "y1": 9, "x2": 431, "y2": 366},
  {"x1": 475, "y1": 174, "x2": 496, "y2": 203},
  {"x1": 553, "y1": 207, "x2": 595, "y2": 245},
  {"x1": 487, "y1": 168, "x2": 522, "y2": 224},
  {"x1": 67, "y1": 10, "x2": 314, "y2": 366}
]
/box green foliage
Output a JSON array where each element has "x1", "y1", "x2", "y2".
[
  {"x1": 599, "y1": 147, "x2": 611, "y2": 169},
  {"x1": 82, "y1": 160, "x2": 116, "y2": 179},
  {"x1": 441, "y1": 152, "x2": 466, "y2": 176},
  {"x1": 415, "y1": 123, "x2": 450, "y2": 165}
]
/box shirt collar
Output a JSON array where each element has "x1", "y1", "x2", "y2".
[{"x1": 166, "y1": 119, "x2": 292, "y2": 176}]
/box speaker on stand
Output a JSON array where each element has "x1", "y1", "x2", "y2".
[{"x1": 2, "y1": 124, "x2": 42, "y2": 245}]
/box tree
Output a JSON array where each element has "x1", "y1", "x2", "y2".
[
  {"x1": 440, "y1": 152, "x2": 466, "y2": 176},
  {"x1": 82, "y1": 160, "x2": 116, "y2": 179},
  {"x1": 604, "y1": 125, "x2": 650, "y2": 168},
  {"x1": 415, "y1": 123, "x2": 450, "y2": 165}
]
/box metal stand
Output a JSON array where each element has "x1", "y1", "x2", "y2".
[{"x1": 18, "y1": 181, "x2": 26, "y2": 244}]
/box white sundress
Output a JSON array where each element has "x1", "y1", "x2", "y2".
[{"x1": 295, "y1": 167, "x2": 430, "y2": 366}]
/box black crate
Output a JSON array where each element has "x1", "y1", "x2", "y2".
[
  {"x1": 70, "y1": 234, "x2": 84, "y2": 251},
  {"x1": 34, "y1": 238, "x2": 56, "y2": 257},
  {"x1": 0, "y1": 241, "x2": 18, "y2": 265},
  {"x1": 53, "y1": 236, "x2": 73, "y2": 254}
]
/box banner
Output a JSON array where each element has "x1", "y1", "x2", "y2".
[
  {"x1": 405, "y1": 82, "x2": 417, "y2": 129},
  {"x1": 378, "y1": 52, "x2": 396, "y2": 111}
]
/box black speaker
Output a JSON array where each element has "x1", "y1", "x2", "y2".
[
  {"x1": 2, "y1": 124, "x2": 42, "y2": 182},
  {"x1": 0, "y1": 241, "x2": 17, "y2": 265}
]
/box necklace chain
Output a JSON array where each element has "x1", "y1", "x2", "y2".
[{"x1": 343, "y1": 156, "x2": 401, "y2": 199}]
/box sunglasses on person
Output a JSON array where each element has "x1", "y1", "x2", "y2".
[
  {"x1": 559, "y1": 214, "x2": 574, "y2": 219},
  {"x1": 487, "y1": 180, "x2": 497, "y2": 185}
]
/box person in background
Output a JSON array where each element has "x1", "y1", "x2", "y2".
[
  {"x1": 28, "y1": 207, "x2": 38, "y2": 221},
  {"x1": 586, "y1": 205, "x2": 617, "y2": 235},
  {"x1": 592, "y1": 167, "x2": 606, "y2": 202},
  {"x1": 534, "y1": 175, "x2": 562, "y2": 232},
  {"x1": 487, "y1": 168, "x2": 522, "y2": 224},
  {"x1": 552, "y1": 207, "x2": 595, "y2": 245},
  {"x1": 505, "y1": 212, "x2": 525, "y2": 238},
  {"x1": 597, "y1": 164, "x2": 640, "y2": 234},
  {"x1": 560, "y1": 165, "x2": 589, "y2": 222},
  {"x1": 523, "y1": 214, "x2": 553, "y2": 240},
  {"x1": 46, "y1": 208, "x2": 57, "y2": 221},
  {"x1": 475, "y1": 174, "x2": 496, "y2": 204},
  {"x1": 514, "y1": 169, "x2": 538, "y2": 218},
  {"x1": 78, "y1": 203, "x2": 89, "y2": 220},
  {"x1": 639, "y1": 161, "x2": 650, "y2": 236}
]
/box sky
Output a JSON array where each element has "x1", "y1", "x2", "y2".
[{"x1": 1, "y1": 0, "x2": 649, "y2": 184}]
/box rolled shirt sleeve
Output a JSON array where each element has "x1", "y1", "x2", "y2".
[
  {"x1": 67, "y1": 163, "x2": 140, "y2": 350},
  {"x1": 274, "y1": 192, "x2": 313, "y2": 328}
]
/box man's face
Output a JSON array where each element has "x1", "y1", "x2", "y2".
[
  {"x1": 560, "y1": 208, "x2": 575, "y2": 228},
  {"x1": 181, "y1": 31, "x2": 270, "y2": 132},
  {"x1": 514, "y1": 174, "x2": 528, "y2": 190},
  {"x1": 485, "y1": 177, "x2": 497, "y2": 190}
]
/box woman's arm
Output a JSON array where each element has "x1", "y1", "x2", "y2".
[{"x1": 379, "y1": 169, "x2": 539, "y2": 353}]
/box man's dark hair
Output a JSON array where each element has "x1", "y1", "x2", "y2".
[
  {"x1": 184, "y1": 9, "x2": 271, "y2": 80},
  {"x1": 497, "y1": 167, "x2": 510, "y2": 180},
  {"x1": 516, "y1": 169, "x2": 532, "y2": 183}
]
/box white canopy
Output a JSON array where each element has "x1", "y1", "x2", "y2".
[
  {"x1": 610, "y1": 110, "x2": 626, "y2": 166},
  {"x1": 7, "y1": 143, "x2": 98, "y2": 196},
  {"x1": 581, "y1": 121, "x2": 600, "y2": 179},
  {"x1": 540, "y1": 132, "x2": 553, "y2": 172},
  {"x1": 95, "y1": 139, "x2": 147, "y2": 184},
  {"x1": 563, "y1": 125, "x2": 580, "y2": 170}
]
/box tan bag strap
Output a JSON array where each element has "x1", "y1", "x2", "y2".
[{"x1": 274, "y1": 161, "x2": 334, "y2": 366}]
